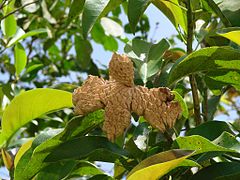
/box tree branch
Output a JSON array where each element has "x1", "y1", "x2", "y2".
[
  {"x1": 0, "y1": 0, "x2": 39, "y2": 22},
  {"x1": 186, "y1": 0, "x2": 202, "y2": 125}
]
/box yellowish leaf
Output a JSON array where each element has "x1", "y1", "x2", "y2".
[
  {"x1": 1, "y1": 149, "x2": 13, "y2": 170},
  {"x1": 218, "y1": 30, "x2": 240, "y2": 45},
  {"x1": 14, "y1": 139, "x2": 33, "y2": 167},
  {"x1": 127, "y1": 149, "x2": 194, "y2": 180}
]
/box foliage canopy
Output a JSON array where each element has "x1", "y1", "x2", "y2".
[{"x1": 1, "y1": 0, "x2": 240, "y2": 179}]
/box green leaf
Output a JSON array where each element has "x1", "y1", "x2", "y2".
[
  {"x1": 213, "y1": 131, "x2": 240, "y2": 152},
  {"x1": 89, "y1": 174, "x2": 114, "y2": 180},
  {"x1": 168, "y1": 47, "x2": 240, "y2": 85},
  {"x1": 14, "y1": 139, "x2": 33, "y2": 167},
  {"x1": 74, "y1": 35, "x2": 92, "y2": 69},
  {"x1": 187, "y1": 121, "x2": 234, "y2": 141},
  {"x1": 14, "y1": 129, "x2": 63, "y2": 180},
  {"x1": 0, "y1": 88, "x2": 73, "y2": 147},
  {"x1": 7, "y1": 28, "x2": 47, "y2": 47},
  {"x1": 68, "y1": 0, "x2": 85, "y2": 22},
  {"x1": 68, "y1": 161, "x2": 104, "y2": 178},
  {"x1": 127, "y1": 0, "x2": 151, "y2": 33},
  {"x1": 204, "y1": 77, "x2": 225, "y2": 95},
  {"x1": 82, "y1": 0, "x2": 123, "y2": 38},
  {"x1": 213, "y1": 0, "x2": 240, "y2": 27},
  {"x1": 124, "y1": 38, "x2": 152, "y2": 62},
  {"x1": 172, "y1": 91, "x2": 188, "y2": 119},
  {"x1": 91, "y1": 23, "x2": 118, "y2": 51},
  {"x1": 14, "y1": 43, "x2": 27, "y2": 76},
  {"x1": 173, "y1": 135, "x2": 237, "y2": 155},
  {"x1": 127, "y1": 150, "x2": 195, "y2": 180},
  {"x1": 152, "y1": 0, "x2": 187, "y2": 33},
  {"x1": 100, "y1": 17, "x2": 124, "y2": 37},
  {"x1": 60, "y1": 110, "x2": 105, "y2": 141},
  {"x1": 207, "y1": 95, "x2": 221, "y2": 120},
  {"x1": 206, "y1": 70, "x2": 240, "y2": 92},
  {"x1": 124, "y1": 38, "x2": 169, "y2": 83},
  {"x1": 35, "y1": 160, "x2": 77, "y2": 180},
  {"x1": 148, "y1": 39, "x2": 170, "y2": 62},
  {"x1": 217, "y1": 28, "x2": 240, "y2": 45},
  {"x1": 203, "y1": 0, "x2": 231, "y2": 27},
  {"x1": 14, "y1": 110, "x2": 104, "y2": 180},
  {"x1": 1, "y1": 4, "x2": 17, "y2": 38},
  {"x1": 191, "y1": 162, "x2": 240, "y2": 180},
  {"x1": 45, "y1": 136, "x2": 128, "y2": 162}
]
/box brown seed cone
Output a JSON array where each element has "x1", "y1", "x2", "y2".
[
  {"x1": 102, "y1": 81, "x2": 133, "y2": 141},
  {"x1": 72, "y1": 53, "x2": 182, "y2": 141},
  {"x1": 109, "y1": 53, "x2": 134, "y2": 87},
  {"x1": 72, "y1": 75, "x2": 105, "y2": 115},
  {"x1": 132, "y1": 86, "x2": 181, "y2": 132}
]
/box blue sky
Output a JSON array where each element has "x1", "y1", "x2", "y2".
[{"x1": 91, "y1": 4, "x2": 184, "y2": 67}]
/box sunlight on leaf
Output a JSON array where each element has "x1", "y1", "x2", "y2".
[
  {"x1": 173, "y1": 135, "x2": 237, "y2": 155},
  {"x1": 218, "y1": 28, "x2": 240, "y2": 45},
  {"x1": 7, "y1": 28, "x2": 47, "y2": 47},
  {"x1": 14, "y1": 139, "x2": 33, "y2": 167},
  {"x1": 0, "y1": 88, "x2": 73, "y2": 148},
  {"x1": 168, "y1": 47, "x2": 240, "y2": 85},
  {"x1": 127, "y1": 150, "x2": 195, "y2": 180},
  {"x1": 152, "y1": 0, "x2": 187, "y2": 33},
  {"x1": 14, "y1": 43, "x2": 27, "y2": 76}
]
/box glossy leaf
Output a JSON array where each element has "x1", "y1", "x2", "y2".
[
  {"x1": 172, "y1": 91, "x2": 188, "y2": 119},
  {"x1": 35, "y1": 160, "x2": 77, "y2": 180},
  {"x1": 207, "y1": 95, "x2": 221, "y2": 119},
  {"x1": 14, "y1": 111, "x2": 104, "y2": 179},
  {"x1": 14, "y1": 139, "x2": 33, "y2": 167},
  {"x1": 74, "y1": 35, "x2": 92, "y2": 69},
  {"x1": 127, "y1": 150, "x2": 195, "y2": 180},
  {"x1": 173, "y1": 135, "x2": 237, "y2": 155},
  {"x1": 217, "y1": 28, "x2": 240, "y2": 45},
  {"x1": 203, "y1": 0, "x2": 231, "y2": 27},
  {"x1": 191, "y1": 162, "x2": 240, "y2": 180},
  {"x1": 68, "y1": 0, "x2": 85, "y2": 21},
  {"x1": 14, "y1": 43, "x2": 27, "y2": 76},
  {"x1": 213, "y1": 131, "x2": 240, "y2": 152},
  {"x1": 214, "y1": 0, "x2": 240, "y2": 27},
  {"x1": 1, "y1": 149, "x2": 13, "y2": 170},
  {"x1": 100, "y1": 17, "x2": 124, "y2": 37},
  {"x1": 45, "y1": 136, "x2": 128, "y2": 162},
  {"x1": 0, "y1": 88, "x2": 73, "y2": 147},
  {"x1": 14, "y1": 129, "x2": 63, "y2": 180},
  {"x1": 206, "y1": 70, "x2": 240, "y2": 92},
  {"x1": 152, "y1": 0, "x2": 187, "y2": 33},
  {"x1": 91, "y1": 23, "x2": 118, "y2": 51},
  {"x1": 168, "y1": 47, "x2": 240, "y2": 85},
  {"x1": 1, "y1": 4, "x2": 17, "y2": 38},
  {"x1": 128, "y1": 0, "x2": 151, "y2": 33},
  {"x1": 7, "y1": 28, "x2": 47, "y2": 47},
  {"x1": 148, "y1": 39, "x2": 170, "y2": 61},
  {"x1": 124, "y1": 38, "x2": 169, "y2": 83},
  {"x1": 187, "y1": 121, "x2": 234, "y2": 141},
  {"x1": 68, "y1": 161, "x2": 104, "y2": 178},
  {"x1": 82, "y1": 0, "x2": 123, "y2": 38}
]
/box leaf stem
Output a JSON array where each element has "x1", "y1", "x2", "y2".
[
  {"x1": 0, "y1": 0, "x2": 40, "y2": 22},
  {"x1": 186, "y1": 0, "x2": 201, "y2": 125}
]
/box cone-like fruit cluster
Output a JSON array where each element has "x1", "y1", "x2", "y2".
[{"x1": 73, "y1": 53, "x2": 181, "y2": 141}]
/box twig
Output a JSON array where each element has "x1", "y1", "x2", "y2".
[
  {"x1": 202, "y1": 87, "x2": 208, "y2": 122},
  {"x1": 0, "y1": 0, "x2": 40, "y2": 22},
  {"x1": 186, "y1": 0, "x2": 202, "y2": 125},
  {"x1": 0, "y1": 0, "x2": 7, "y2": 9}
]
